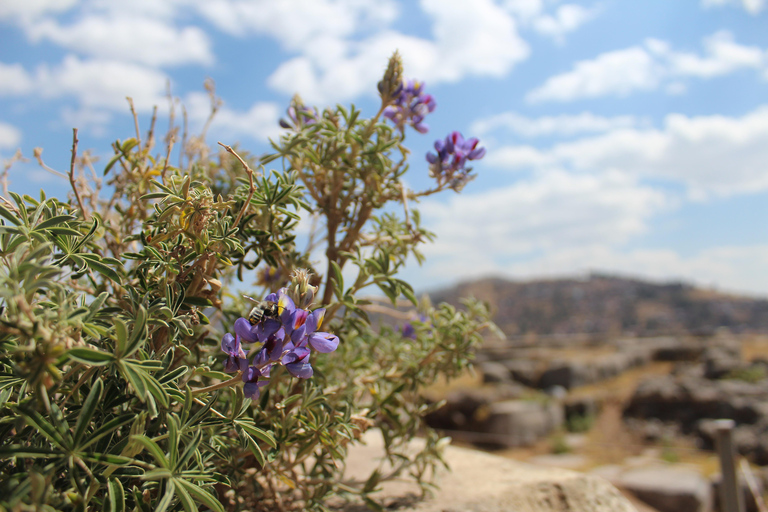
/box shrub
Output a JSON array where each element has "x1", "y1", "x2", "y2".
[{"x1": 0, "y1": 53, "x2": 494, "y2": 511}]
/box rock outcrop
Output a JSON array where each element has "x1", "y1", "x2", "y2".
[{"x1": 339, "y1": 430, "x2": 639, "y2": 512}]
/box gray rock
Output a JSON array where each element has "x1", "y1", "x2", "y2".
[
  {"x1": 501, "y1": 359, "x2": 540, "y2": 387},
  {"x1": 539, "y1": 361, "x2": 595, "y2": 390},
  {"x1": 479, "y1": 361, "x2": 512, "y2": 384},
  {"x1": 619, "y1": 465, "x2": 712, "y2": 512},
  {"x1": 480, "y1": 399, "x2": 564, "y2": 448}
]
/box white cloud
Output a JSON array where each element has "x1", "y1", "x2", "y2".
[
  {"x1": 35, "y1": 56, "x2": 169, "y2": 112},
  {"x1": 2, "y1": 57, "x2": 168, "y2": 112},
  {"x1": 527, "y1": 45, "x2": 663, "y2": 103},
  {"x1": 184, "y1": 92, "x2": 282, "y2": 143},
  {"x1": 0, "y1": 63, "x2": 35, "y2": 95},
  {"x1": 266, "y1": 0, "x2": 529, "y2": 103},
  {"x1": 26, "y1": 15, "x2": 214, "y2": 67},
  {"x1": 196, "y1": 0, "x2": 398, "y2": 47},
  {"x1": 502, "y1": 0, "x2": 597, "y2": 43},
  {"x1": 488, "y1": 105, "x2": 768, "y2": 198},
  {"x1": 527, "y1": 31, "x2": 767, "y2": 103},
  {"x1": 701, "y1": 0, "x2": 765, "y2": 15},
  {"x1": 419, "y1": 168, "x2": 666, "y2": 262},
  {"x1": 0, "y1": 0, "x2": 76, "y2": 22},
  {"x1": 0, "y1": 122, "x2": 22, "y2": 149},
  {"x1": 471, "y1": 111, "x2": 641, "y2": 138},
  {"x1": 667, "y1": 31, "x2": 764, "y2": 78},
  {"x1": 532, "y1": 4, "x2": 597, "y2": 43}
]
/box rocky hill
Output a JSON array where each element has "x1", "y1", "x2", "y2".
[{"x1": 427, "y1": 274, "x2": 768, "y2": 338}]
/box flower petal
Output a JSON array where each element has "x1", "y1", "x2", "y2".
[
  {"x1": 235, "y1": 317, "x2": 257, "y2": 343},
  {"x1": 309, "y1": 332, "x2": 339, "y2": 353},
  {"x1": 285, "y1": 361, "x2": 313, "y2": 379},
  {"x1": 221, "y1": 333, "x2": 237, "y2": 354}
]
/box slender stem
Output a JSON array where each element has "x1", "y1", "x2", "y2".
[
  {"x1": 191, "y1": 373, "x2": 242, "y2": 395},
  {"x1": 69, "y1": 129, "x2": 87, "y2": 219},
  {"x1": 127, "y1": 97, "x2": 141, "y2": 148},
  {"x1": 218, "y1": 142, "x2": 257, "y2": 230}
]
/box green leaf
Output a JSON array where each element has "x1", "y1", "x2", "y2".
[
  {"x1": 235, "y1": 421, "x2": 277, "y2": 449},
  {"x1": 154, "y1": 480, "x2": 176, "y2": 512},
  {"x1": 80, "y1": 414, "x2": 135, "y2": 450},
  {"x1": 68, "y1": 347, "x2": 114, "y2": 366},
  {"x1": 123, "y1": 306, "x2": 148, "y2": 358},
  {"x1": 330, "y1": 260, "x2": 344, "y2": 299},
  {"x1": 35, "y1": 214, "x2": 76, "y2": 230},
  {"x1": 173, "y1": 479, "x2": 197, "y2": 512},
  {"x1": 81, "y1": 453, "x2": 135, "y2": 466},
  {"x1": 0, "y1": 446, "x2": 64, "y2": 459},
  {"x1": 15, "y1": 406, "x2": 68, "y2": 450},
  {"x1": 113, "y1": 318, "x2": 128, "y2": 356},
  {"x1": 103, "y1": 153, "x2": 122, "y2": 175},
  {"x1": 158, "y1": 365, "x2": 188, "y2": 385},
  {"x1": 120, "y1": 362, "x2": 148, "y2": 401},
  {"x1": 142, "y1": 371, "x2": 170, "y2": 408},
  {"x1": 106, "y1": 478, "x2": 125, "y2": 512},
  {"x1": 175, "y1": 430, "x2": 202, "y2": 471},
  {"x1": 73, "y1": 378, "x2": 103, "y2": 445},
  {"x1": 131, "y1": 435, "x2": 169, "y2": 469},
  {"x1": 0, "y1": 203, "x2": 21, "y2": 225},
  {"x1": 175, "y1": 478, "x2": 225, "y2": 512},
  {"x1": 80, "y1": 254, "x2": 120, "y2": 282}
]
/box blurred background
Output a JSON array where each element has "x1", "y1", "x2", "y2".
[{"x1": 2, "y1": 0, "x2": 768, "y2": 297}]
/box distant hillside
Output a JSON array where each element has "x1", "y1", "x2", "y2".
[{"x1": 428, "y1": 274, "x2": 768, "y2": 338}]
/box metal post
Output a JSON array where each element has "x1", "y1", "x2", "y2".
[{"x1": 715, "y1": 419, "x2": 744, "y2": 512}]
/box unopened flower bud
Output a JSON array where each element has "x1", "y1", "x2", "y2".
[
  {"x1": 377, "y1": 51, "x2": 404, "y2": 105},
  {"x1": 287, "y1": 268, "x2": 318, "y2": 309}
]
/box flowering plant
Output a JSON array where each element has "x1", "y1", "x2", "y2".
[{"x1": 0, "y1": 53, "x2": 493, "y2": 511}]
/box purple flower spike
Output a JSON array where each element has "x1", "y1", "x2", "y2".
[
  {"x1": 384, "y1": 79, "x2": 436, "y2": 134},
  {"x1": 426, "y1": 131, "x2": 485, "y2": 191},
  {"x1": 282, "y1": 347, "x2": 313, "y2": 379},
  {"x1": 242, "y1": 366, "x2": 270, "y2": 400}
]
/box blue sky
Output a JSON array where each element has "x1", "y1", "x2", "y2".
[{"x1": 2, "y1": 0, "x2": 768, "y2": 297}]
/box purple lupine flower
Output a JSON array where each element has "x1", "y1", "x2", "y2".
[
  {"x1": 290, "y1": 308, "x2": 339, "y2": 353},
  {"x1": 256, "y1": 266, "x2": 282, "y2": 288},
  {"x1": 426, "y1": 131, "x2": 486, "y2": 191},
  {"x1": 401, "y1": 314, "x2": 428, "y2": 340},
  {"x1": 384, "y1": 79, "x2": 437, "y2": 134},
  {"x1": 221, "y1": 333, "x2": 248, "y2": 373},
  {"x1": 253, "y1": 327, "x2": 285, "y2": 368},
  {"x1": 279, "y1": 104, "x2": 318, "y2": 130},
  {"x1": 281, "y1": 346, "x2": 313, "y2": 379},
  {"x1": 242, "y1": 365, "x2": 270, "y2": 400},
  {"x1": 234, "y1": 317, "x2": 258, "y2": 343},
  {"x1": 219, "y1": 283, "x2": 338, "y2": 397}
]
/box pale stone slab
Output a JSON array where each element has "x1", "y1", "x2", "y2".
[{"x1": 340, "y1": 430, "x2": 638, "y2": 512}]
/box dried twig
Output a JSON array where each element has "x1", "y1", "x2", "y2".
[
  {"x1": 126, "y1": 97, "x2": 141, "y2": 148},
  {"x1": 69, "y1": 129, "x2": 87, "y2": 219},
  {"x1": 218, "y1": 142, "x2": 257, "y2": 229},
  {"x1": 33, "y1": 148, "x2": 67, "y2": 179}
]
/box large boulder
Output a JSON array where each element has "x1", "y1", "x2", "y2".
[
  {"x1": 479, "y1": 399, "x2": 564, "y2": 448},
  {"x1": 539, "y1": 361, "x2": 595, "y2": 390},
  {"x1": 339, "y1": 430, "x2": 639, "y2": 512},
  {"x1": 619, "y1": 465, "x2": 712, "y2": 512}
]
